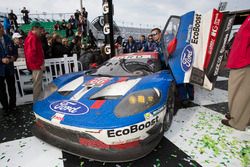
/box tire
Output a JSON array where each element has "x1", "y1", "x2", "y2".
[{"x1": 163, "y1": 83, "x2": 176, "y2": 132}]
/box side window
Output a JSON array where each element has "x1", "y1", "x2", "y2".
[{"x1": 163, "y1": 17, "x2": 180, "y2": 46}]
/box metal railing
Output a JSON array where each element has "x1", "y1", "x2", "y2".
[{"x1": 14, "y1": 54, "x2": 82, "y2": 104}]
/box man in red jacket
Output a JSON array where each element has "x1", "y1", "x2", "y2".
[
  {"x1": 221, "y1": 16, "x2": 250, "y2": 131},
  {"x1": 24, "y1": 22, "x2": 45, "y2": 101}
]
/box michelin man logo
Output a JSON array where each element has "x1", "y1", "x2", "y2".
[{"x1": 181, "y1": 44, "x2": 194, "y2": 72}]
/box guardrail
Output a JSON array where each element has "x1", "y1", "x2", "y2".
[{"x1": 13, "y1": 54, "x2": 82, "y2": 105}]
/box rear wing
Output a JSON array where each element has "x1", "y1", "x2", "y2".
[{"x1": 163, "y1": 9, "x2": 235, "y2": 90}]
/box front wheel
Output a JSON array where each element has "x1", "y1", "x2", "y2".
[{"x1": 163, "y1": 83, "x2": 176, "y2": 132}]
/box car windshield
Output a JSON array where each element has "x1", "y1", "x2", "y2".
[{"x1": 89, "y1": 54, "x2": 162, "y2": 77}]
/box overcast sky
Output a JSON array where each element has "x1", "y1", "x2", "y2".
[{"x1": 0, "y1": 0, "x2": 249, "y2": 28}]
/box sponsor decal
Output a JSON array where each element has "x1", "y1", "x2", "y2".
[
  {"x1": 152, "y1": 105, "x2": 165, "y2": 116},
  {"x1": 52, "y1": 114, "x2": 64, "y2": 122},
  {"x1": 191, "y1": 14, "x2": 202, "y2": 44},
  {"x1": 144, "y1": 112, "x2": 153, "y2": 120},
  {"x1": 50, "y1": 100, "x2": 89, "y2": 115},
  {"x1": 85, "y1": 77, "x2": 111, "y2": 87},
  {"x1": 204, "y1": 9, "x2": 223, "y2": 69},
  {"x1": 107, "y1": 116, "x2": 159, "y2": 137},
  {"x1": 186, "y1": 24, "x2": 193, "y2": 43},
  {"x1": 205, "y1": 15, "x2": 235, "y2": 83},
  {"x1": 213, "y1": 32, "x2": 230, "y2": 77},
  {"x1": 181, "y1": 44, "x2": 194, "y2": 72}
]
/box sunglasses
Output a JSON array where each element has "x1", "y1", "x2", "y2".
[{"x1": 151, "y1": 32, "x2": 159, "y2": 36}]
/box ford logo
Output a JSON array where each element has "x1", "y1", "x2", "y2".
[
  {"x1": 50, "y1": 100, "x2": 89, "y2": 115},
  {"x1": 181, "y1": 44, "x2": 194, "y2": 72}
]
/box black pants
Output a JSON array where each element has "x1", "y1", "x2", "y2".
[{"x1": 0, "y1": 75, "x2": 16, "y2": 110}]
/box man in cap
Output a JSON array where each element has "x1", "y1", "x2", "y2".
[
  {"x1": 12, "y1": 32, "x2": 23, "y2": 48},
  {"x1": 24, "y1": 21, "x2": 45, "y2": 101},
  {"x1": 0, "y1": 23, "x2": 18, "y2": 114}
]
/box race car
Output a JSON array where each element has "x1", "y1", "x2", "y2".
[
  {"x1": 32, "y1": 51, "x2": 176, "y2": 162},
  {"x1": 32, "y1": 8, "x2": 235, "y2": 162}
]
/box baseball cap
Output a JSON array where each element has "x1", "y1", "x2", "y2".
[
  {"x1": 12, "y1": 32, "x2": 22, "y2": 39},
  {"x1": 31, "y1": 21, "x2": 43, "y2": 28}
]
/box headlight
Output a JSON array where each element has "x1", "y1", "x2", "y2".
[
  {"x1": 37, "y1": 82, "x2": 58, "y2": 101},
  {"x1": 114, "y1": 88, "x2": 161, "y2": 118}
]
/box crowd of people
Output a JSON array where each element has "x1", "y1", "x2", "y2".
[
  {"x1": 0, "y1": 7, "x2": 95, "y2": 115},
  {"x1": 115, "y1": 33, "x2": 159, "y2": 55}
]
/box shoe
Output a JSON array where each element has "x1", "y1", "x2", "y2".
[
  {"x1": 225, "y1": 113, "x2": 232, "y2": 120},
  {"x1": 221, "y1": 119, "x2": 232, "y2": 128}
]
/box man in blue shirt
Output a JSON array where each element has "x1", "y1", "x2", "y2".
[
  {"x1": 143, "y1": 34, "x2": 157, "y2": 52},
  {"x1": 151, "y1": 28, "x2": 166, "y2": 68},
  {"x1": 0, "y1": 23, "x2": 18, "y2": 114},
  {"x1": 136, "y1": 35, "x2": 147, "y2": 52}
]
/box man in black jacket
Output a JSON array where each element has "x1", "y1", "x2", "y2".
[
  {"x1": 8, "y1": 10, "x2": 18, "y2": 30},
  {"x1": 21, "y1": 7, "x2": 29, "y2": 24}
]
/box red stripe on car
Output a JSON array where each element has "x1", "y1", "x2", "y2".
[
  {"x1": 90, "y1": 100, "x2": 106, "y2": 109},
  {"x1": 79, "y1": 137, "x2": 140, "y2": 150},
  {"x1": 117, "y1": 77, "x2": 129, "y2": 82}
]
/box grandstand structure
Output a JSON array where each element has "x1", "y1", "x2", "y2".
[{"x1": 1, "y1": 11, "x2": 151, "y2": 41}]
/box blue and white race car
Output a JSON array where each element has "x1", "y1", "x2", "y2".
[
  {"x1": 32, "y1": 9, "x2": 234, "y2": 162},
  {"x1": 32, "y1": 51, "x2": 176, "y2": 162}
]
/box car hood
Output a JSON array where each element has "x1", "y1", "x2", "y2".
[{"x1": 34, "y1": 71, "x2": 173, "y2": 129}]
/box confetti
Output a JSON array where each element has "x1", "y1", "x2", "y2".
[
  {"x1": 178, "y1": 163, "x2": 184, "y2": 167},
  {"x1": 171, "y1": 154, "x2": 177, "y2": 158}
]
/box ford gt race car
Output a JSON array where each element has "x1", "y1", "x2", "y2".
[
  {"x1": 32, "y1": 52, "x2": 176, "y2": 162},
  {"x1": 32, "y1": 9, "x2": 235, "y2": 162}
]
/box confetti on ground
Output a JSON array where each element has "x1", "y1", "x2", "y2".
[{"x1": 165, "y1": 107, "x2": 250, "y2": 167}]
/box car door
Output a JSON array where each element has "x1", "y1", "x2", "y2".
[{"x1": 162, "y1": 9, "x2": 235, "y2": 90}]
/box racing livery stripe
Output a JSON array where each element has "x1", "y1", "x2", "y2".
[
  {"x1": 117, "y1": 77, "x2": 129, "y2": 82},
  {"x1": 90, "y1": 78, "x2": 142, "y2": 99},
  {"x1": 79, "y1": 137, "x2": 140, "y2": 150},
  {"x1": 58, "y1": 76, "x2": 84, "y2": 92},
  {"x1": 90, "y1": 100, "x2": 106, "y2": 109},
  {"x1": 71, "y1": 87, "x2": 91, "y2": 101}
]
